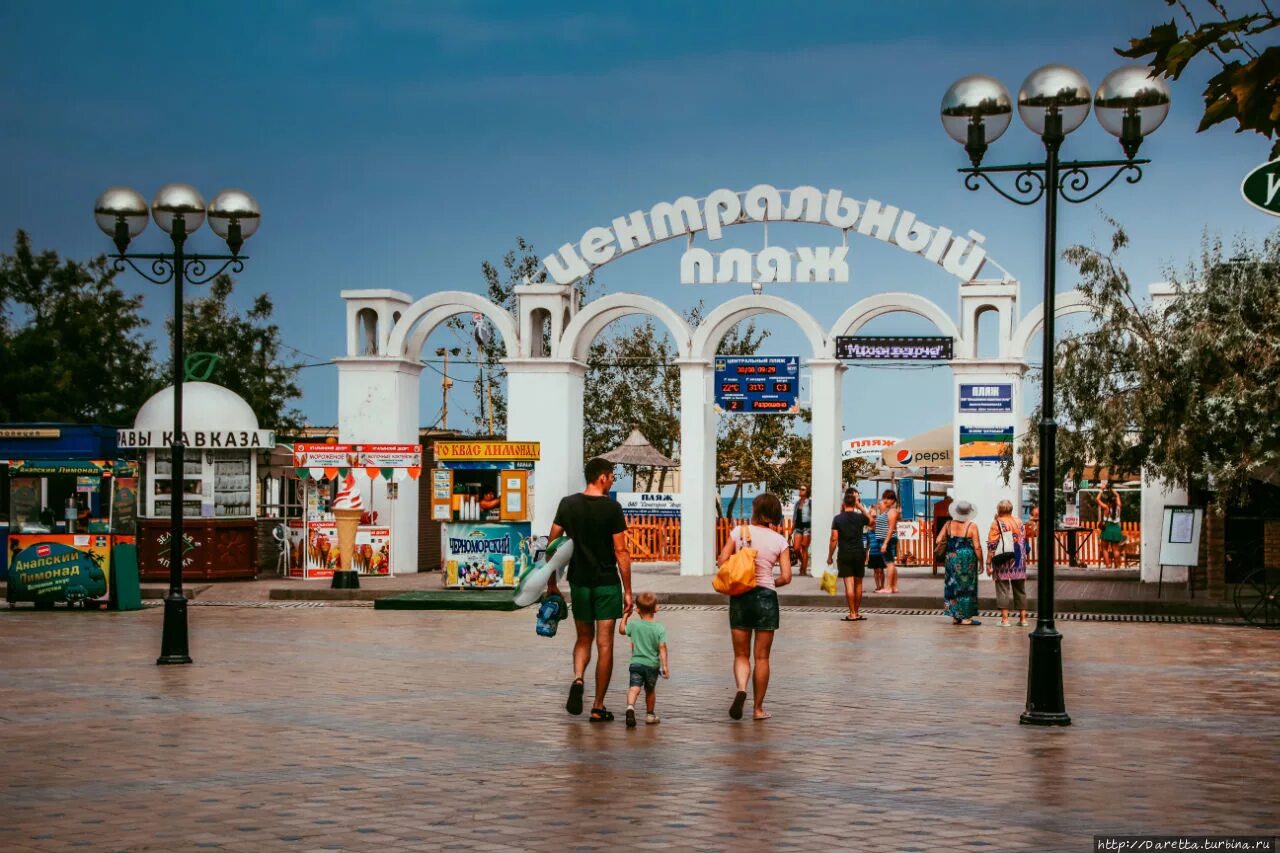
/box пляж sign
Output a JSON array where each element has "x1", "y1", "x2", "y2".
[
  {"x1": 959, "y1": 383, "x2": 1013, "y2": 413},
  {"x1": 614, "y1": 492, "x2": 682, "y2": 518},
  {"x1": 1241, "y1": 160, "x2": 1280, "y2": 216}
]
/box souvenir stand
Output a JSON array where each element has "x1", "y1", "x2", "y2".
[
  {"x1": 286, "y1": 443, "x2": 421, "y2": 579},
  {"x1": 118, "y1": 383, "x2": 274, "y2": 581},
  {"x1": 1, "y1": 424, "x2": 139, "y2": 608},
  {"x1": 431, "y1": 440, "x2": 538, "y2": 589}
]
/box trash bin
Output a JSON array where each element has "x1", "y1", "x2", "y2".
[{"x1": 110, "y1": 542, "x2": 142, "y2": 611}]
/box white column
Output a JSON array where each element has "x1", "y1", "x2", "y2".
[
  {"x1": 504, "y1": 358, "x2": 586, "y2": 537},
  {"x1": 678, "y1": 359, "x2": 716, "y2": 576},
  {"x1": 808, "y1": 358, "x2": 846, "y2": 543},
  {"x1": 948, "y1": 360, "x2": 1026, "y2": 542},
  {"x1": 1140, "y1": 283, "x2": 1185, "y2": 584},
  {"x1": 335, "y1": 356, "x2": 422, "y2": 575}
]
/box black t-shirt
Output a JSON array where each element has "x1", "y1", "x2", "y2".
[
  {"x1": 553, "y1": 493, "x2": 627, "y2": 587},
  {"x1": 831, "y1": 510, "x2": 870, "y2": 558}
]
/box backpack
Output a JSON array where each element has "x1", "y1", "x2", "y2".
[{"x1": 713, "y1": 526, "x2": 758, "y2": 597}]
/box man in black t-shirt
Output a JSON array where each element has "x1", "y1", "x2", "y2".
[
  {"x1": 827, "y1": 489, "x2": 871, "y2": 621},
  {"x1": 546, "y1": 457, "x2": 632, "y2": 722}
]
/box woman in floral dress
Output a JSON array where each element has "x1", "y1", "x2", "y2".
[{"x1": 936, "y1": 499, "x2": 985, "y2": 625}]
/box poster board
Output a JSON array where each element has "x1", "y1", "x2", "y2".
[{"x1": 1158, "y1": 506, "x2": 1203, "y2": 567}]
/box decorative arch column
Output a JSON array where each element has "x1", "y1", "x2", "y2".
[
  {"x1": 504, "y1": 358, "x2": 586, "y2": 536},
  {"x1": 808, "y1": 358, "x2": 846, "y2": 541},
  {"x1": 678, "y1": 358, "x2": 716, "y2": 576}
]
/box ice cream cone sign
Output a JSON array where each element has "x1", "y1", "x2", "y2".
[{"x1": 332, "y1": 473, "x2": 364, "y2": 572}]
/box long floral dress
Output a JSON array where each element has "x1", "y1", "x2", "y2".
[{"x1": 942, "y1": 522, "x2": 979, "y2": 620}]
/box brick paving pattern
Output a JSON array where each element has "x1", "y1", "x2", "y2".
[{"x1": 1, "y1": 604, "x2": 1277, "y2": 852}]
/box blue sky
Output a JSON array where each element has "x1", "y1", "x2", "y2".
[{"x1": 2, "y1": 1, "x2": 1276, "y2": 444}]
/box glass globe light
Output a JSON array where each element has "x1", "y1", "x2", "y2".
[
  {"x1": 1094, "y1": 65, "x2": 1171, "y2": 157},
  {"x1": 207, "y1": 189, "x2": 261, "y2": 254},
  {"x1": 93, "y1": 187, "x2": 148, "y2": 252},
  {"x1": 151, "y1": 183, "x2": 206, "y2": 235},
  {"x1": 941, "y1": 75, "x2": 1013, "y2": 145},
  {"x1": 1018, "y1": 65, "x2": 1092, "y2": 137}
]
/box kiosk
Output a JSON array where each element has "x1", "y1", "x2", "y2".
[
  {"x1": 286, "y1": 442, "x2": 421, "y2": 579},
  {"x1": 1, "y1": 425, "x2": 139, "y2": 608},
  {"x1": 431, "y1": 440, "x2": 538, "y2": 589}
]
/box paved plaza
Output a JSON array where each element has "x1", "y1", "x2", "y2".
[{"x1": 1, "y1": 603, "x2": 1277, "y2": 852}]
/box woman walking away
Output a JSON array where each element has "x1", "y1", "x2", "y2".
[
  {"x1": 987, "y1": 499, "x2": 1028, "y2": 627},
  {"x1": 936, "y1": 499, "x2": 984, "y2": 625},
  {"x1": 1097, "y1": 482, "x2": 1124, "y2": 568},
  {"x1": 717, "y1": 492, "x2": 792, "y2": 721}
]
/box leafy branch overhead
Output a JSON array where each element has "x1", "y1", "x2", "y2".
[{"x1": 1119, "y1": 1, "x2": 1280, "y2": 156}]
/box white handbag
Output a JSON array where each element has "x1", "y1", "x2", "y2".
[{"x1": 993, "y1": 520, "x2": 1017, "y2": 565}]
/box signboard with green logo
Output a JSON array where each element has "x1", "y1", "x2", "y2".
[
  {"x1": 1241, "y1": 160, "x2": 1280, "y2": 216},
  {"x1": 6, "y1": 535, "x2": 111, "y2": 605}
]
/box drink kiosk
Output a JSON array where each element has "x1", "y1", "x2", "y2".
[
  {"x1": 431, "y1": 440, "x2": 538, "y2": 589},
  {"x1": 286, "y1": 442, "x2": 421, "y2": 579},
  {"x1": 1, "y1": 425, "x2": 139, "y2": 608}
]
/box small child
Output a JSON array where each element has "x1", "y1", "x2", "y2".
[{"x1": 618, "y1": 591, "x2": 669, "y2": 728}]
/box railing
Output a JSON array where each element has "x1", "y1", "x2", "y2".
[{"x1": 625, "y1": 514, "x2": 1141, "y2": 568}]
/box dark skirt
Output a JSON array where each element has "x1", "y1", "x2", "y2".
[{"x1": 729, "y1": 586, "x2": 780, "y2": 631}]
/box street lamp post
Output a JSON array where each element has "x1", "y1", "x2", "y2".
[
  {"x1": 94, "y1": 184, "x2": 261, "y2": 666},
  {"x1": 940, "y1": 65, "x2": 1170, "y2": 725}
]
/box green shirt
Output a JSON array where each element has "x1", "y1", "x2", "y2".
[{"x1": 624, "y1": 618, "x2": 666, "y2": 668}]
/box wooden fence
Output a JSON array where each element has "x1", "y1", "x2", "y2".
[{"x1": 624, "y1": 515, "x2": 1141, "y2": 568}]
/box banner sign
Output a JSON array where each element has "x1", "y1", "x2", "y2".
[
  {"x1": 714, "y1": 356, "x2": 800, "y2": 414},
  {"x1": 435, "y1": 441, "x2": 540, "y2": 462},
  {"x1": 958, "y1": 426, "x2": 1015, "y2": 464},
  {"x1": 443, "y1": 522, "x2": 533, "y2": 589},
  {"x1": 836, "y1": 336, "x2": 954, "y2": 361},
  {"x1": 293, "y1": 444, "x2": 354, "y2": 468},
  {"x1": 842, "y1": 437, "x2": 900, "y2": 461},
  {"x1": 0, "y1": 428, "x2": 61, "y2": 439},
  {"x1": 614, "y1": 492, "x2": 682, "y2": 518},
  {"x1": 286, "y1": 520, "x2": 392, "y2": 577},
  {"x1": 5, "y1": 459, "x2": 109, "y2": 476},
  {"x1": 117, "y1": 429, "x2": 274, "y2": 450},
  {"x1": 959, "y1": 383, "x2": 1013, "y2": 413},
  {"x1": 355, "y1": 444, "x2": 422, "y2": 468},
  {"x1": 7, "y1": 535, "x2": 111, "y2": 604}
]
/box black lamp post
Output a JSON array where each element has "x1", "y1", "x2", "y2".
[
  {"x1": 94, "y1": 184, "x2": 261, "y2": 665},
  {"x1": 940, "y1": 65, "x2": 1170, "y2": 725}
]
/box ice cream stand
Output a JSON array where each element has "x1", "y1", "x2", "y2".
[
  {"x1": 431, "y1": 440, "x2": 538, "y2": 589},
  {"x1": 285, "y1": 442, "x2": 421, "y2": 581}
]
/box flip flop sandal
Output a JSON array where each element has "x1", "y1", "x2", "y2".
[
  {"x1": 729, "y1": 690, "x2": 747, "y2": 721},
  {"x1": 589, "y1": 707, "x2": 614, "y2": 722},
  {"x1": 566, "y1": 680, "x2": 584, "y2": 716},
  {"x1": 841, "y1": 615, "x2": 867, "y2": 621}
]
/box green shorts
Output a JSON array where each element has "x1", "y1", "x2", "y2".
[{"x1": 569, "y1": 582, "x2": 623, "y2": 623}]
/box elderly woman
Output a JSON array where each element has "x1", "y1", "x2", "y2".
[
  {"x1": 987, "y1": 499, "x2": 1028, "y2": 627},
  {"x1": 716, "y1": 492, "x2": 792, "y2": 721},
  {"x1": 935, "y1": 499, "x2": 984, "y2": 625}
]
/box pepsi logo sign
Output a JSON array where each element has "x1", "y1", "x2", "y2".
[{"x1": 896, "y1": 450, "x2": 912, "y2": 464}]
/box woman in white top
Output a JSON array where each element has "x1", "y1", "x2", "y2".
[{"x1": 716, "y1": 492, "x2": 792, "y2": 721}]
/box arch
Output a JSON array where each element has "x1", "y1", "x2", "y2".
[
  {"x1": 388, "y1": 291, "x2": 520, "y2": 361},
  {"x1": 973, "y1": 303, "x2": 1001, "y2": 359},
  {"x1": 557, "y1": 292, "x2": 693, "y2": 361},
  {"x1": 529, "y1": 308, "x2": 553, "y2": 357},
  {"x1": 826, "y1": 292, "x2": 964, "y2": 356},
  {"x1": 1010, "y1": 290, "x2": 1095, "y2": 359},
  {"x1": 356, "y1": 307, "x2": 379, "y2": 355},
  {"x1": 691, "y1": 294, "x2": 828, "y2": 360}
]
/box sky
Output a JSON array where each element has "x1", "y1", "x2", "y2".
[{"x1": 3, "y1": 1, "x2": 1277, "y2": 450}]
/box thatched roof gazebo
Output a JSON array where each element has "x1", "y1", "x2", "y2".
[{"x1": 601, "y1": 427, "x2": 677, "y2": 491}]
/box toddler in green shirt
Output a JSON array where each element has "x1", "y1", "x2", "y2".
[{"x1": 619, "y1": 591, "x2": 669, "y2": 728}]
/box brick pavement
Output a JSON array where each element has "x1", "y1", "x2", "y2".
[{"x1": 1, "y1": 604, "x2": 1277, "y2": 852}]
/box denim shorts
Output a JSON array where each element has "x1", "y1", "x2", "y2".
[
  {"x1": 729, "y1": 586, "x2": 780, "y2": 631},
  {"x1": 629, "y1": 663, "x2": 659, "y2": 690}
]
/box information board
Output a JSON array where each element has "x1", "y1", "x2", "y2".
[
  {"x1": 1158, "y1": 506, "x2": 1203, "y2": 567},
  {"x1": 959, "y1": 383, "x2": 1013, "y2": 413},
  {"x1": 714, "y1": 356, "x2": 800, "y2": 414}
]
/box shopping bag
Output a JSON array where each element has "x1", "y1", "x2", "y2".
[
  {"x1": 713, "y1": 526, "x2": 757, "y2": 596},
  {"x1": 819, "y1": 567, "x2": 838, "y2": 595}
]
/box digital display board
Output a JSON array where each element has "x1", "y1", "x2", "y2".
[
  {"x1": 835, "y1": 336, "x2": 954, "y2": 361},
  {"x1": 714, "y1": 356, "x2": 800, "y2": 414}
]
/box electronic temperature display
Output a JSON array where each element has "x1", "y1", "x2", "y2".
[{"x1": 713, "y1": 356, "x2": 800, "y2": 414}]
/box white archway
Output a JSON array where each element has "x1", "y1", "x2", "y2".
[
  {"x1": 556, "y1": 292, "x2": 693, "y2": 361},
  {"x1": 1010, "y1": 290, "x2": 1094, "y2": 359},
  {"x1": 827, "y1": 292, "x2": 964, "y2": 352},
  {"x1": 387, "y1": 290, "x2": 521, "y2": 361},
  {"x1": 691, "y1": 294, "x2": 829, "y2": 360}
]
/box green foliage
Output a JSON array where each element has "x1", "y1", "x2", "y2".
[
  {"x1": 0, "y1": 230, "x2": 160, "y2": 424},
  {"x1": 171, "y1": 275, "x2": 304, "y2": 432},
  {"x1": 1026, "y1": 221, "x2": 1280, "y2": 506},
  {"x1": 1119, "y1": 1, "x2": 1280, "y2": 157}
]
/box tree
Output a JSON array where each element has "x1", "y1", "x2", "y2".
[
  {"x1": 1022, "y1": 222, "x2": 1280, "y2": 506},
  {"x1": 1119, "y1": 1, "x2": 1280, "y2": 157},
  {"x1": 174, "y1": 275, "x2": 304, "y2": 432},
  {"x1": 0, "y1": 230, "x2": 159, "y2": 424}
]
